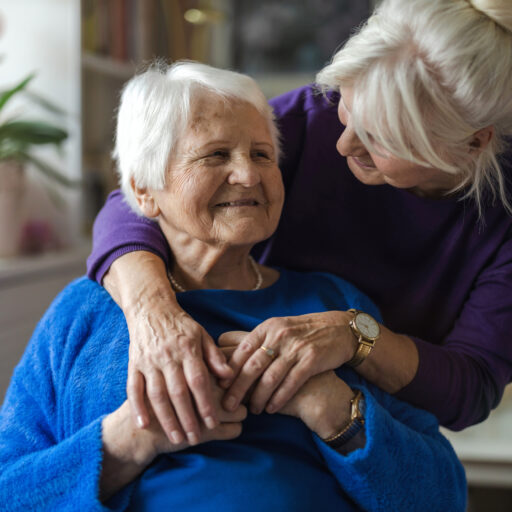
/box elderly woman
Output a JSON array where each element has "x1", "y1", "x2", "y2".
[
  {"x1": 0, "y1": 63, "x2": 465, "y2": 511},
  {"x1": 88, "y1": 0, "x2": 512, "y2": 441}
]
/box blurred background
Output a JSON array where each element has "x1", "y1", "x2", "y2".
[{"x1": 0, "y1": 1, "x2": 510, "y2": 509}]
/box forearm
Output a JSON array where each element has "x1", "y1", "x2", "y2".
[
  {"x1": 103, "y1": 251, "x2": 177, "y2": 312},
  {"x1": 355, "y1": 325, "x2": 419, "y2": 394},
  {"x1": 395, "y1": 338, "x2": 500, "y2": 429},
  {"x1": 100, "y1": 404, "x2": 155, "y2": 502}
]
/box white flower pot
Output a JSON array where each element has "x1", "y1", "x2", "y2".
[{"x1": 0, "y1": 161, "x2": 25, "y2": 257}]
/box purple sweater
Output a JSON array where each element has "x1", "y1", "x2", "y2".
[{"x1": 87, "y1": 85, "x2": 512, "y2": 431}]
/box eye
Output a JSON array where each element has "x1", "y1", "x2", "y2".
[
  {"x1": 252, "y1": 150, "x2": 271, "y2": 161},
  {"x1": 208, "y1": 150, "x2": 229, "y2": 158}
]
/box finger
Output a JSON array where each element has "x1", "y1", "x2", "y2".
[
  {"x1": 202, "y1": 333, "x2": 233, "y2": 379},
  {"x1": 219, "y1": 345, "x2": 237, "y2": 359},
  {"x1": 146, "y1": 370, "x2": 185, "y2": 444},
  {"x1": 223, "y1": 345, "x2": 275, "y2": 411},
  {"x1": 218, "y1": 403, "x2": 248, "y2": 423},
  {"x1": 182, "y1": 357, "x2": 218, "y2": 431},
  {"x1": 127, "y1": 367, "x2": 149, "y2": 428},
  {"x1": 162, "y1": 363, "x2": 202, "y2": 445},
  {"x1": 210, "y1": 422, "x2": 243, "y2": 441},
  {"x1": 222, "y1": 331, "x2": 263, "y2": 387},
  {"x1": 248, "y1": 357, "x2": 294, "y2": 414},
  {"x1": 266, "y1": 363, "x2": 314, "y2": 413},
  {"x1": 218, "y1": 331, "x2": 249, "y2": 347}
]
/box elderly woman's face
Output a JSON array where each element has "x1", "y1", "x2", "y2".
[
  {"x1": 150, "y1": 94, "x2": 284, "y2": 248},
  {"x1": 336, "y1": 87, "x2": 460, "y2": 195}
]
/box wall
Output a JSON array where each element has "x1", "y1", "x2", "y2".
[{"x1": 0, "y1": 0, "x2": 82, "y2": 246}]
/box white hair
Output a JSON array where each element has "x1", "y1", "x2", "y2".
[
  {"x1": 114, "y1": 61, "x2": 281, "y2": 214},
  {"x1": 316, "y1": 0, "x2": 512, "y2": 214}
]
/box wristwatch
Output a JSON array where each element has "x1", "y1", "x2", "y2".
[
  {"x1": 346, "y1": 309, "x2": 380, "y2": 367},
  {"x1": 323, "y1": 389, "x2": 365, "y2": 448}
]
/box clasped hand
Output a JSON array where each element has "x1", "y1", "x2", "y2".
[
  {"x1": 219, "y1": 312, "x2": 356, "y2": 415},
  {"x1": 125, "y1": 303, "x2": 356, "y2": 443}
]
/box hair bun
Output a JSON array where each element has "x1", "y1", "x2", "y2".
[{"x1": 468, "y1": 0, "x2": 512, "y2": 33}]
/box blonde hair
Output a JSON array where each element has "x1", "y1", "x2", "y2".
[
  {"x1": 316, "y1": 0, "x2": 512, "y2": 214},
  {"x1": 114, "y1": 61, "x2": 281, "y2": 214}
]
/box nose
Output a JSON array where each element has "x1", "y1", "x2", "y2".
[
  {"x1": 227, "y1": 156, "x2": 261, "y2": 187},
  {"x1": 336, "y1": 125, "x2": 367, "y2": 158}
]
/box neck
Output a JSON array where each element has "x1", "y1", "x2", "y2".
[{"x1": 167, "y1": 237, "x2": 260, "y2": 291}]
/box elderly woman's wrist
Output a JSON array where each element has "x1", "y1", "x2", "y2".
[
  {"x1": 107, "y1": 251, "x2": 175, "y2": 311},
  {"x1": 310, "y1": 381, "x2": 353, "y2": 439},
  {"x1": 102, "y1": 404, "x2": 157, "y2": 468}
]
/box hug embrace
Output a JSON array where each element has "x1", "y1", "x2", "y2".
[{"x1": 2, "y1": 0, "x2": 512, "y2": 510}]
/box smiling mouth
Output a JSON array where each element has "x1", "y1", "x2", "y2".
[
  {"x1": 352, "y1": 156, "x2": 377, "y2": 169},
  {"x1": 215, "y1": 200, "x2": 260, "y2": 207}
]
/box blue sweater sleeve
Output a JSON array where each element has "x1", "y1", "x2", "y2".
[
  {"x1": 313, "y1": 380, "x2": 467, "y2": 512},
  {"x1": 0, "y1": 291, "x2": 131, "y2": 512}
]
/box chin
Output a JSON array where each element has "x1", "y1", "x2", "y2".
[{"x1": 347, "y1": 160, "x2": 386, "y2": 186}]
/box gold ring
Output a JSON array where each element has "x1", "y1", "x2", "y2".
[{"x1": 260, "y1": 346, "x2": 276, "y2": 359}]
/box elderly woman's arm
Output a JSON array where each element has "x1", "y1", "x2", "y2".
[
  {"x1": 90, "y1": 190, "x2": 233, "y2": 445},
  {"x1": 100, "y1": 394, "x2": 246, "y2": 502},
  {"x1": 0, "y1": 322, "x2": 119, "y2": 511},
  {"x1": 0, "y1": 280, "x2": 246, "y2": 511},
  {"x1": 278, "y1": 370, "x2": 467, "y2": 512}
]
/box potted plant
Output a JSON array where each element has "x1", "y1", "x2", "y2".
[{"x1": 0, "y1": 73, "x2": 75, "y2": 256}]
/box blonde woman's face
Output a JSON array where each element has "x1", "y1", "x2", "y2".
[
  {"x1": 336, "y1": 87, "x2": 460, "y2": 196},
  {"x1": 149, "y1": 94, "x2": 284, "y2": 248}
]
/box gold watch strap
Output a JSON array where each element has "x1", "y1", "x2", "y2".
[{"x1": 347, "y1": 340, "x2": 373, "y2": 367}]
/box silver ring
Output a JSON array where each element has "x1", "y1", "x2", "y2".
[{"x1": 260, "y1": 346, "x2": 276, "y2": 359}]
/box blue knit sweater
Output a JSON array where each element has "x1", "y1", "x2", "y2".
[{"x1": 0, "y1": 270, "x2": 466, "y2": 511}]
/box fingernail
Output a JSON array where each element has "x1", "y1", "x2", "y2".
[
  {"x1": 266, "y1": 404, "x2": 275, "y2": 414},
  {"x1": 225, "y1": 396, "x2": 237, "y2": 410},
  {"x1": 136, "y1": 415, "x2": 146, "y2": 428},
  {"x1": 205, "y1": 416, "x2": 216, "y2": 429},
  {"x1": 171, "y1": 431, "x2": 183, "y2": 444},
  {"x1": 187, "y1": 432, "x2": 199, "y2": 445}
]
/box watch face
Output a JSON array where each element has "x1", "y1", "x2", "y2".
[{"x1": 355, "y1": 313, "x2": 380, "y2": 339}]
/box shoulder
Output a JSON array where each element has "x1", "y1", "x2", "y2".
[
  {"x1": 28, "y1": 277, "x2": 118, "y2": 357},
  {"x1": 45, "y1": 276, "x2": 111, "y2": 321},
  {"x1": 269, "y1": 84, "x2": 339, "y2": 120},
  {"x1": 278, "y1": 269, "x2": 382, "y2": 321}
]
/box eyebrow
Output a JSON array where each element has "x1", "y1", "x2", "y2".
[{"x1": 196, "y1": 140, "x2": 274, "y2": 151}]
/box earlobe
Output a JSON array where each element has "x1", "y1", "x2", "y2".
[
  {"x1": 469, "y1": 126, "x2": 494, "y2": 154},
  {"x1": 130, "y1": 178, "x2": 161, "y2": 218}
]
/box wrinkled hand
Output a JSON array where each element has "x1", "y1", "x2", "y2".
[
  {"x1": 145, "y1": 378, "x2": 247, "y2": 458},
  {"x1": 278, "y1": 371, "x2": 353, "y2": 439},
  {"x1": 102, "y1": 381, "x2": 247, "y2": 482},
  {"x1": 219, "y1": 311, "x2": 356, "y2": 414},
  {"x1": 125, "y1": 300, "x2": 233, "y2": 446}
]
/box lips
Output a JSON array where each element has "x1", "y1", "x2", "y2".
[
  {"x1": 215, "y1": 199, "x2": 260, "y2": 207},
  {"x1": 352, "y1": 156, "x2": 376, "y2": 169}
]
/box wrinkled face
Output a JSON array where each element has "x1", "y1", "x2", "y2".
[
  {"x1": 336, "y1": 87, "x2": 459, "y2": 195},
  {"x1": 149, "y1": 94, "x2": 284, "y2": 248}
]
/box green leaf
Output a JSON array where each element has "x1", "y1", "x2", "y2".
[
  {"x1": 0, "y1": 74, "x2": 35, "y2": 113},
  {"x1": 24, "y1": 90, "x2": 68, "y2": 117},
  {"x1": 21, "y1": 152, "x2": 81, "y2": 188},
  {"x1": 0, "y1": 120, "x2": 68, "y2": 145}
]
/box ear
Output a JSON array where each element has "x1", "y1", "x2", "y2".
[
  {"x1": 130, "y1": 178, "x2": 161, "y2": 218},
  {"x1": 469, "y1": 126, "x2": 494, "y2": 154}
]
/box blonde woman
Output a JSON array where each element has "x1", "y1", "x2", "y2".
[{"x1": 88, "y1": 0, "x2": 512, "y2": 444}]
